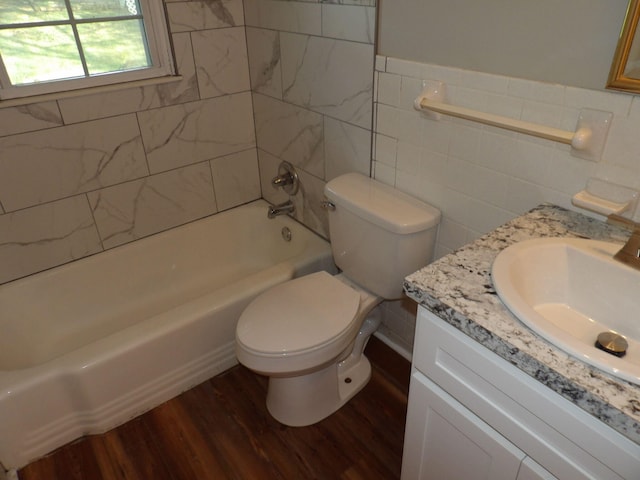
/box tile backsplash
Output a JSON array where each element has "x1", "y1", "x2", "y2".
[
  {"x1": 0, "y1": 0, "x2": 376, "y2": 285},
  {"x1": 373, "y1": 55, "x2": 640, "y2": 353}
]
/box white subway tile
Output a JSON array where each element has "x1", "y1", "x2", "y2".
[
  {"x1": 374, "y1": 134, "x2": 397, "y2": 166},
  {"x1": 385, "y1": 58, "x2": 424, "y2": 78},
  {"x1": 505, "y1": 177, "x2": 546, "y2": 215},
  {"x1": 377, "y1": 72, "x2": 401, "y2": 107},
  {"x1": 564, "y1": 86, "x2": 632, "y2": 117},
  {"x1": 376, "y1": 57, "x2": 640, "y2": 258},
  {"x1": 375, "y1": 103, "x2": 399, "y2": 138},
  {"x1": 399, "y1": 76, "x2": 425, "y2": 111},
  {"x1": 485, "y1": 92, "x2": 524, "y2": 120},
  {"x1": 421, "y1": 117, "x2": 452, "y2": 155},
  {"x1": 396, "y1": 141, "x2": 421, "y2": 173},
  {"x1": 420, "y1": 64, "x2": 463, "y2": 86},
  {"x1": 447, "y1": 122, "x2": 482, "y2": 162},
  {"x1": 375, "y1": 55, "x2": 387, "y2": 72},
  {"x1": 373, "y1": 161, "x2": 396, "y2": 186},
  {"x1": 464, "y1": 197, "x2": 513, "y2": 235},
  {"x1": 420, "y1": 150, "x2": 448, "y2": 186},
  {"x1": 436, "y1": 216, "x2": 469, "y2": 252},
  {"x1": 395, "y1": 109, "x2": 424, "y2": 145}
]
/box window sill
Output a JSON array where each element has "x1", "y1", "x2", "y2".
[{"x1": 0, "y1": 75, "x2": 184, "y2": 109}]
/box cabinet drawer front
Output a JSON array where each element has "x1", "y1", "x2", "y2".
[{"x1": 413, "y1": 307, "x2": 640, "y2": 480}]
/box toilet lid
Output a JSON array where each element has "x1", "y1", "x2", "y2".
[{"x1": 237, "y1": 271, "x2": 361, "y2": 355}]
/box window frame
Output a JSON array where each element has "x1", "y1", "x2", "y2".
[{"x1": 0, "y1": 0, "x2": 175, "y2": 101}]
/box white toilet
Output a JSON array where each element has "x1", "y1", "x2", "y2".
[{"x1": 235, "y1": 173, "x2": 440, "y2": 426}]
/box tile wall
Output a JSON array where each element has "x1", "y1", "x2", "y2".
[
  {"x1": 244, "y1": 0, "x2": 376, "y2": 237},
  {"x1": 374, "y1": 55, "x2": 640, "y2": 354},
  {"x1": 0, "y1": 0, "x2": 258, "y2": 285},
  {"x1": 0, "y1": 0, "x2": 377, "y2": 286}
]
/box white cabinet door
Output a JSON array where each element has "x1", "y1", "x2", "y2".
[
  {"x1": 517, "y1": 458, "x2": 558, "y2": 480},
  {"x1": 401, "y1": 370, "x2": 525, "y2": 480}
]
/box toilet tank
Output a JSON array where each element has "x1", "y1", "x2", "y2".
[{"x1": 324, "y1": 173, "x2": 441, "y2": 299}]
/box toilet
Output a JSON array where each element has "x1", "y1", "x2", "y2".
[{"x1": 235, "y1": 173, "x2": 440, "y2": 426}]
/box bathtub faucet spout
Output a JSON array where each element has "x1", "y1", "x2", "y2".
[{"x1": 268, "y1": 200, "x2": 295, "y2": 219}]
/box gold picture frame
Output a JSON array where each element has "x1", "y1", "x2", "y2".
[{"x1": 608, "y1": 0, "x2": 640, "y2": 92}]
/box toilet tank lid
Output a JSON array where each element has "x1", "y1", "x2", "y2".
[{"x1": 324, "y1": 173, "x2": 441, "y2": 234}]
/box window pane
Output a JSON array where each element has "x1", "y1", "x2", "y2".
[
  {"x1": 78, "y1": 19, "x2": 150, "y2": 75},
  {"x1": 0, "y1": 0, "x2": 69, "y2": 24},
  {"x1": 70, "y1": 0, "x2": 141, "y2": 20},
  {"x1": 0, "y1": 25, "x2": 84, "y2": 85}
]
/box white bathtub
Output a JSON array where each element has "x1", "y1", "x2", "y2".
[{"x1": 0, "y1": 200, "x2": 334, "y2": 470}]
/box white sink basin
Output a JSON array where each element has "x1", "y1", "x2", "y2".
[{"x1": 492, "y1": 237, "x2": 640, "y2": 386}]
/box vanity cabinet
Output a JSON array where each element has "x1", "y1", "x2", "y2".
[
  {"x1": 402, "y1": 370, "x2": 546, "y2": 479},
  {"x1": 401, "y1": 307, "x2": 640, "y2": 480}
]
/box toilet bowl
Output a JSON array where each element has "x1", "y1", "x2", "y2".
[
  {"x1": 236, "y1": 271, "x2": 382, "y2": 426},
  {"x1": 235, "y1": 173, "x2": 441, "y2": 426}
]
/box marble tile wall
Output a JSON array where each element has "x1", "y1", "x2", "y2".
[
  {"x1": 0, "y1": 0, "x2": 259, "y2": 285},
  {"x1": 373, "y1": 54, "x2": 640, "y2": 353},
  {"x1": 244, "y1": 0, "x2": 376, "y2": 238}
]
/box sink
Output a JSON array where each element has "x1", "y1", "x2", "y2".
[{"x1": 492, "y1": 237, "x2": 640, "y2": 386}]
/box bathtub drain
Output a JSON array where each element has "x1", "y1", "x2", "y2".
[{"x1": 281, "y1": 227, "x2": 292, "y2": 242}]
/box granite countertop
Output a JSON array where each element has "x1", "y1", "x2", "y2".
[{"x1": 404, "y1": 204, "x2": 640, "y2": 445}]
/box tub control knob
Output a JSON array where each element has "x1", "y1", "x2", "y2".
[{"x1": 271, "y1": 161, "x2": 299, "y2": 195}]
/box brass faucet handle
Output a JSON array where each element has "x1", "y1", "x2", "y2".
[
  {"x1": 608, "y1": 214, "x2": 640, "y2": 270},
  {"x1": 614, "y1": 232, "x2": 640, "y2": 266}
]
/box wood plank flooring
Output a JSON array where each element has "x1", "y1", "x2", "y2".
[{"x1": 19, "y1": 337, "x2": 410, "y2": 480}]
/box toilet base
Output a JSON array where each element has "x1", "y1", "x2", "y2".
[
  {"x1": 266, "y1": 354, "x2": 372, "y2": 427},
  {"x1": 264, "y1": 307, "x2": 382, "y2": 427}
]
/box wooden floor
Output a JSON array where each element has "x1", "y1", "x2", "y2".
[{"x1": 19, "y1": 338, "x2": 410, "y2": 480}]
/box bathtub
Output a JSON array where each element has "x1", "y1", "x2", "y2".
[{"x1": 0, "y1": 200, "x2": 334, "y2": 470}]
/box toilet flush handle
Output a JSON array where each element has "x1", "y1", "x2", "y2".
[{"x1": 320, "y1": 200, "x2": 335, "y2": 211}]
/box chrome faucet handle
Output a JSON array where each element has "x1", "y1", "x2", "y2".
[
  {"x1": 267, "y1": 200, "x2": 295, "y2": 219},
  {"x1": 272, "y1": 174, "x2": 293, "y2": 187},
  {"x1": 271, "y1": 161, "x2": 299, "y2": 195}
]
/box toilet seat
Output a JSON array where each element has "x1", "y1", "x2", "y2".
[{"x1": 236, "y1": 271, "x2": 361, "y2": 358}]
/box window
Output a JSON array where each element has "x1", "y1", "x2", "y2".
[{"x1": 0, "y1": 0, "x2": 174, "y2": 100}]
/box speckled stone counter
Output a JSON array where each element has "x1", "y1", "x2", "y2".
[{"x1": 404, "y1": 204, "x2": 640, "y2": 445}]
